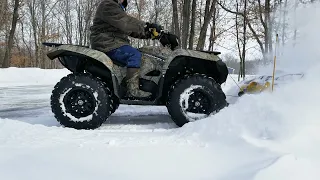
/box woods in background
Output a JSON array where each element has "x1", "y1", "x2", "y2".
[{"x1": 0, "y1": 0, "x2": 318, "y2": 77}]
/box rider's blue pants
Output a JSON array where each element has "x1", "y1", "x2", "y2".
[{"x1": 106, "y1": 45, "x2": 142, "y2": 68}]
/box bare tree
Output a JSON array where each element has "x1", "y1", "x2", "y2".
[
  {"x1": 2, "y1": 0, "x2": 20, "y2": 68},
  {"x1": 181, "y1": 0, "x2": 191, "y2": 48},
  {"x1": 172, "y1": 0, "x2": 181, "y2": 45},
  {"x1": 0, "y1": 0, "x2": 8, "y2": 32},
  {"x1": 4, "y1": 0, "x2": 314, "y2": 68},
  {"x1": 218, "y1": 0, "x2": 268, "y2": 60},
  {"x1": 188, "y1": 0, "x2": 197, "y2": 49},
  {"x1": 197, "y1": 0, "x2": 217, "y2": 51}
]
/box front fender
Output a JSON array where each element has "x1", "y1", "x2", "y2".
[{"x1": 162, "y1": 49, "x2": 221, "y2": 74}]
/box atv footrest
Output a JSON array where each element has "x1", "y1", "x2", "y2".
[{"x1": 120, "y1": 99, "x2": 157, "y2": 105}]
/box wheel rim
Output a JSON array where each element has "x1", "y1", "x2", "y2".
[
  {"x1": 64, "y1": 88, "x2": 96, "y2": 118},
  {"x1": 180, "y1": 86, "x2": 215, "y2": 121},
  {"x1": 186, "y1": 90, "x2": 212, "y2": 113}
]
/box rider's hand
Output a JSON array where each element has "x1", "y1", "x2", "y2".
[
  {"x1": 145, "y1": 22, "x2": 162, "y2": 33},
  {"x1": 145, "y1": 22, "x2": 163, "y2": 39}
]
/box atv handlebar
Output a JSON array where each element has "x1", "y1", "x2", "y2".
[{"x1": 153, "y1": 30, "x2": 180, "y2": 51}]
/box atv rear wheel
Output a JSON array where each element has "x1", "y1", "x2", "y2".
[
  {"x1": 167, "y1": 74, "x2": 227, "y2": 127},
  {"x1": 51, "y1": 73, "x2": 113, "y2": 130}
]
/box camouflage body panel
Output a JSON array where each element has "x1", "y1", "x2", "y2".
[
  {"x1": 138, "y1": 46, "x2": 172, "y2": 84},
  {"x1": 47, "y1": 44, "x2": 221, "y2": 87},
  {"x1": 112, "y1": 64, "x2": 127, "y2": 84},
  {"x1": 137, "y1": 46, "x2": 222, "y2": 84},
  {"x1": 137, "y1": 46, "x2": 221, "y2": 85},
  {"x1": 46, "y1": 44, "x2": 165, "y2": 86},
  {"x1": 46, "y1": 44, "x2": 128, "y2": 85},
  {"x1": 162, "y1": 48, "x2": 221, "y2": 74},
  {"x1": 139, "y1": 46, "x2": 173, "y2": 59},
  {"x1": 47, "y1": 45, "x2": 114, "y2": 71},
  {"x1": 138, "y1": 46, "x2": 221, "y2": 64}
]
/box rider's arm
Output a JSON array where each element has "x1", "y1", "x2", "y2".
[{"x1": 129, "y1": 32, "x2": 151, "y2": 39}]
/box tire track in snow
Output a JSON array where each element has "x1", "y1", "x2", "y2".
[{"x1": 0, "y1": 85, "x2": 177, "y2": 131}]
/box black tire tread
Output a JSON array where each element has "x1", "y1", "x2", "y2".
[
  {"x1": 166, "y1": 74, "x2": 227, "y2": 127},
  {"x1": 51, "y1": 73, "x2": 113, "y2": 130}
]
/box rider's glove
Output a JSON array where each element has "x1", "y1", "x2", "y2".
[{"x1": 145, "y1": 22, "x2": 163, "y2": 39}]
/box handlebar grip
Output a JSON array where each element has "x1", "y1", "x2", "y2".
[
  {"x1": 151, "y1": 28, "x2": 159, "y2": 39},
  {"x1": 152, "y1": 28, "x2": 159, "y2": 36}
]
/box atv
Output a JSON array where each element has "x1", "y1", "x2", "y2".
[{"x1": 43, "y1": 31, "x2": 229, "y2": 130}]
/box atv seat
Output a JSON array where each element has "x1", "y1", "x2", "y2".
[
  {"x1": 42, "y1": 42, "x2": 89, "y2": 48},
  {"x1": 43, "y1": 42, "x2": 127, "y2": 67},
  {"x1": 110, "y1": 59, "x2": 126, "y2": 67},
  {"x1": 199, "y1": 50, "x2": 221, "y2": 55}
]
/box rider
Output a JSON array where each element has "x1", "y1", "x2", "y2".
[{"x1": 90, "y1": 0, "x2": 162, "y2": 98}]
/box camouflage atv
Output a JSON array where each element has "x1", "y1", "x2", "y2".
[{"x1": 43, "y1": 31, "x2": 229, "y2": 130}]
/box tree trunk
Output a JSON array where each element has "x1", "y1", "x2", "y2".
[
  {"x1": 181, "y1": 0, "x2": 191, "y2": 49},
  {"x1": 20, "y1": 20, "x2": 32, "y2": 67},
  {"x1": 172, "y1": 0, "x2": 181, "y2": 45},
  {"x1": 293, "y1": 0, "x2": 298, "y2": 47},
  {"x1": 265, "y1": 0, "x2": 272, "y2": 58},
  {"x1": 2, "y1": 0, "x2": 20, "y2": 68},
  {"x1": 135, "y1": 0, "x2": 141, "y2": 47},
  {"x1": 84, "y1": 0, "x2": 95, "y2": 46},
  {"x1": 197, "y1": 0, "x2": 217, "y2": 51},
  {"x1": 40, "y1": 0, "x2": 46, "y2": 69},
  {"x1": 153, "y1": 0, "x2": 160, "y2": 46},
  {"x1": 260, "y1": 0, "x2": 271, "y2": 59},
  {"x1": 28, "y1": 0, "x2": 39, "y2": 67},
  {"x1": 171, "y1": 13, "x2": 175, "y2": 33},
  {"x1": 235, "y1": 2, "x2": 242, "y2": 81},
  {"x1": 188, "y1": 0, "x2": 197, "y2": 49},
  {"x1": 0, "y1": 0, "x2": 8, "y2": 31},
  {"x1": 281, "y1": 0, "x2": 288, "y2": 47},
  {"x1": 208, "y1": 10, "x2": 217, "y2": 51},
  {"x1": 77, "y1": 0, "x2": 84, "y2": 46},
  {"x1": 242, "y1": 0, "x2": 248, "y2": 78}
]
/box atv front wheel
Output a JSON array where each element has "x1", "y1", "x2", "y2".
[
  {"x1": 167, "y1": 74, "x2": 227, "y2": 127},
  {"x1": 51, "y1": 73, "x2": 113, "y2": 130}
]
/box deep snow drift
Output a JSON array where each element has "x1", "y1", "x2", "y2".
[
  {"x1": 1, "y1": 2, "x2": 320, "y2": 180},
  {"x1": 179, "y1": 2, "x2": 320, "y2": 179}
]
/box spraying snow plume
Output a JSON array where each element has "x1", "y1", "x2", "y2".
[
  {"x1": 178, "y1": 2, "x2": 320, "y2": 179},
  {"x1": 258, "y1": 1, "x2": 320, "y2": 75}
]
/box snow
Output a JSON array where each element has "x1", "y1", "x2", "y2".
[
  {"x1": 1, "y1": 2, "x2": 320, "y2": 180},
  {"x1": 179, "y1": 85, "x2": 209, "y2": 121},
  {"x1": 0, "y1": 67, "x2": 69, "y2": 87},
  {"x1": 2, "y1": 64, "x2": 319, "y2": 180},
  {"x1": 180, "y1": 85, "x2": 202, "y2": 111}
]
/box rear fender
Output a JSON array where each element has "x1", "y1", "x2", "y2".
[
  {"x1": 46, "y1": 45, "x2": 122, "y2": 98},
  {"x1": 47, "y1": 45, "x2": 114, "y2": 72}
]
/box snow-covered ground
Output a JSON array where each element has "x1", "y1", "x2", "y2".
[
  {"x1": 1, "y1": 65, "x2": 319, "y2": 180},
  {"x1": 0, "y1": 67, "x2": 279, "y2": 180},
  {"x1": 1, "y1": 3, "x2": 320, "y2": 180}
]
